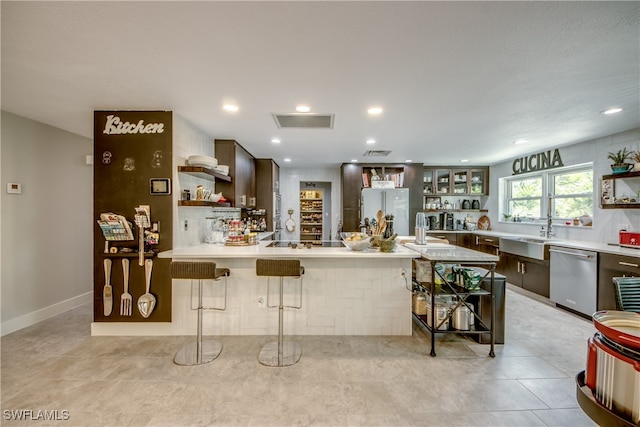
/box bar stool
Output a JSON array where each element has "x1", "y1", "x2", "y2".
[
  {"x1": 613, "y1": 277, "x2": 640, "y2": 312},
  {"x1": 171, "y1": 261, "x2": 230, "y2": 366},
  {"x1": 256, "y1": 259, "x2": 304, "y2": 367}
]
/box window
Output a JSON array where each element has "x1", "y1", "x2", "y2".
[
  {"x1": 550, "y1": 168, "x2": 593, "y2": 220},
  {"x1": 507, "y1": 176, "x2": 543, "y2": 218},
  {"x1": 503, "y1": 164, "x2": 593, "y2": 221}
]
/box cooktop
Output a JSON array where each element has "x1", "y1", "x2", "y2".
[{"x1": 267, "y1": 241, "x2": 344, "y2": 248}]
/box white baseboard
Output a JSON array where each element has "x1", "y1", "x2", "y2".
[
  {"x1": 1, "y1": 291, "x2": 93, "y2": 336},
  {"x1": 90, "y1": 322, "x2": 175, "y2": 336}
]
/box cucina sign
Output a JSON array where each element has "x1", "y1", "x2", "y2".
[
  {"x1": 512, "y1": 149, "x2": 563, "y2": 175},
  {"x1": 103, "y1": 115, "x2": 165, "y2": 135}
]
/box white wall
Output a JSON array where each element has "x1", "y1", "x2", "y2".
[
  {"x1": 486, "y1": 128, "x2": 640, "y2": 243},
  {"x1": 172, "y1": 114, "x2": 216, "y2": 248},
  {"x1": 280, "y1": 167, "x2": 342, "y2": 241},
  {"x1": 1, "y1": 111, "x2": 93, "y2": 335}
]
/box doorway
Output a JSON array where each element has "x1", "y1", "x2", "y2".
[{"x1": 299, "y1": 181, "x2": 332, "y2": 242}]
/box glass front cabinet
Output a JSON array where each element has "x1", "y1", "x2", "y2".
[{"x1": 424, "y1": 167, "x2": 488, "y2": 196}]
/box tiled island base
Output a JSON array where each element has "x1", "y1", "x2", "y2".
[{"x1": 92, "y1": 257, "x2": 413, "y2": 336}]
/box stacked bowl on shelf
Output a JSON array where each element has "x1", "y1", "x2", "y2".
[{"x1": 187, "y1": 155, "x2": 229, "y2": 176}]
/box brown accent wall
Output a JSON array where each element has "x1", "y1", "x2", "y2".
[{"x1": 93, "y1": 111, "x2": 173, "y2": 322}]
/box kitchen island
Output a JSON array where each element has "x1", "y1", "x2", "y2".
[{"x1": 92, "y1": 241, "x2": 420, "y2": 336}]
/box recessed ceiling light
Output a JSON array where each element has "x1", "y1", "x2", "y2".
[
  {"x1": 296, "y1": 105, "x2": 310, "y2": 113},
  {"x1": 366, "y1": 139, "x2": 376, "y2": 145},
  {"x1": 284, "y1": 158, "x2": 292, "y2": 162},
  {"x1": 602, "y1": 107, "x2": 623, "y2": 115},
  {"x1": 271, "y1": 138, "x2": 281, "y2": 144},
  {"x1": 367, "y1": 107, "x2": 383, "y2": 115},
  {"x1": 405, "y1": 160, "x2": 413, "y2": 163},
  {"x1": 350, "y1": 159, "x2": 358, "y2": 163},
  {"x1": 513, "y1": 139, "x2": 528, "y2": 145},
  {"x1": 460, "y1": 159, "x2": 469, "y2": 163},
  {"x1": 223, "y1": 104, "x2": 239, "y2": 112}
]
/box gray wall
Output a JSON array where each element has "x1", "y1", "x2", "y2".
[
  {"x1": 1, "y1": 111, "x2": 94, "y2": 335},
  {"x1": 486, "y1": 128, "x2": 640, "y2": 243}
]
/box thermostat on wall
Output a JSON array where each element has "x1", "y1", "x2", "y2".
[
  {"x1": 7, "y1": 182, "x2": 22, "y2": 194},
  {"x1": 150, "y1": 178, "x2": 171, "y2": 195}
]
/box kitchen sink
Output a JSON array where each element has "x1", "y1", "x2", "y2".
[
  {"x1": 499, "y1": 236, "x2": 556, "y2": 260},
  {"x1": 519, "y1": 237, "x2": 554, "y2": 244}
]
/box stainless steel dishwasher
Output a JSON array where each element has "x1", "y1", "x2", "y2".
[{"x1": 549, "y1": 246, "x2": 598, "y2": 316}]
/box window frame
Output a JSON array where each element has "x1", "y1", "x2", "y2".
[
  {"x1": 506, "y1": 175, "x2": 544, "y2": 219},
  {"x1": 501, "y1": 163, "x2": 594, "y2": 222},
  {"x1": 548, "y1": 166, "x2": 594, "y2": 221}
]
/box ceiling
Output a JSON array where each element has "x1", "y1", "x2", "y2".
[{"x1": 2, "y1": 1, "x2": 639, "y2": 168}]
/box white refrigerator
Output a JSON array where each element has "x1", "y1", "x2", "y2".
[{"x1": 361, "y1": 188, "x2": 409, "y2": 235}]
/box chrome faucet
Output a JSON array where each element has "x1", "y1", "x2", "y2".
[{"x1": 545, "y1": 195, "x2": 555, "y2": 238}]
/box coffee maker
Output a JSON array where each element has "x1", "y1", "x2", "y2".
[
  {"x1": 427, "y1": 215, "x2": 438, "y2": 230},
  {"x1": 439, "y1": 212, "x2": 455, "y2": 231}
]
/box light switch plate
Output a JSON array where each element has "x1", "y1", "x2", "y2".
[{"x1": 7, "y1": 182, "x2": 22, "y2": 194}]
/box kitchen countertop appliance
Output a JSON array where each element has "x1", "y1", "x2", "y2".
[
  {"x1": 427, "y1": 215, "x2": 438, "y2": 230},
  {"x1": 619, "y1": 231, "x2": 640, "y2": 248},
  {"x1": 415, "y1": 212, "x2": 426, "y2": 244},
  {"x1": 439, "y1": 212, "x2": 454, "y2": 231},
  {"x1": 550, "y1": 246, "x2": 597, "y2": 317}
]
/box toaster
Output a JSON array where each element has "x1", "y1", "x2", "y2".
[{"x1": 619, "y1": 231, "x2": 640, "y2": 248}]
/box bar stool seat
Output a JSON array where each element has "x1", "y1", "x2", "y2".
[
  {"x1": 171, "y1": 261, "x2": 229, "y2": 366},
  {"x1": 256, "y1": 259, "x2": 304, "y2": 367}
]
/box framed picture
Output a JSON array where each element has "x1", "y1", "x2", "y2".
[
  {"x1": 150, "y1": 178, "x2": 171, "y2": 195},
  {"x1": 424, "y1": 196, "x2": 441, "y2": 209}
]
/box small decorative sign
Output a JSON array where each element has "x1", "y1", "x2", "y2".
[
  {"x1": 512, "y1": 149, "x2": 563, "y2": 175},
  {"x1": 102, "y1": 114, "x2": 165, "y2": 135},
  {"x1": 372, "y1": 180, "x2": 396, "y2": 189}
]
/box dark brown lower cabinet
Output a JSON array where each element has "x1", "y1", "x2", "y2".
[
  {"x1": 459, "y1": 233, "x2": 499, "y2": 254},
  {"x1": 500, "y1": 253, "x2": 550, "y2": 298},
  {"x1": 426, "y1": 231, "x2": 459, "y2": 245},
  {"x1": 474, "y1": 235, "x2": 500, "y2": 256},
  {"x1": 597, "y1": 252, "x2": 640, "y2": 310}
]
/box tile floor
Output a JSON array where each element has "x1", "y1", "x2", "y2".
[{"x1": 1, "y1": 285, "x2": 597, "y2": 426}]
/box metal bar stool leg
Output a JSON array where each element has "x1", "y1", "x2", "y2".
[
  {"x1": 174, "y1": 278, "x2": 223, "y2": 366},
  {"x1": 171, "y1": 262, "x2": 228, "y2": 366},
  {"x1": 256, "y1": 259, "x2": 303, "y2": 367}
]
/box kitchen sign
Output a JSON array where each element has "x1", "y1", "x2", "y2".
[
  {"x1": 512, "y1": 149, "x2": 563, "y2": 175},
  {"x1": 103, "y1": 114, "x2": 165, "y2": 135}
]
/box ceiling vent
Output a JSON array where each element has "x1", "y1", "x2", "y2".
[
  {"x1": 272, "y1": 113, "x2": 334, "y2": 129},
  {"x1": 363, "y1": 150, "x2": 392, "y2": 157}
]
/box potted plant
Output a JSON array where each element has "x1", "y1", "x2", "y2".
[
  {"x1": 607, "y1": 148, "x2": 633, "y2": 174},
  {"x1": 631, "y1": 150, "x2": 640, "y2": 172}
]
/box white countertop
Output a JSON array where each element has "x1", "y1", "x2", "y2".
[
  {"x1": 158, "y1": 240, "x2": 421, "y2": 259},
  {"x1": 404, "y1": 242, "x2": 500, "y2": 262},
  {"x1": 469, "y1": 230, "x2": 640, "y2": 258},
  {"x1": 159, "y1": 233, "x2": 638, "y2": 261},
  {"x1": 424, "y1": 229, "x2": 639, "y2": 258}
]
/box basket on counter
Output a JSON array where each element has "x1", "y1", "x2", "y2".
[
  {"x1": 372, "y1": 234, "x2": 397, "y2": 252},
  {"x1": 379, "y1": 238, "x2": 397, "y2": 252}
]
